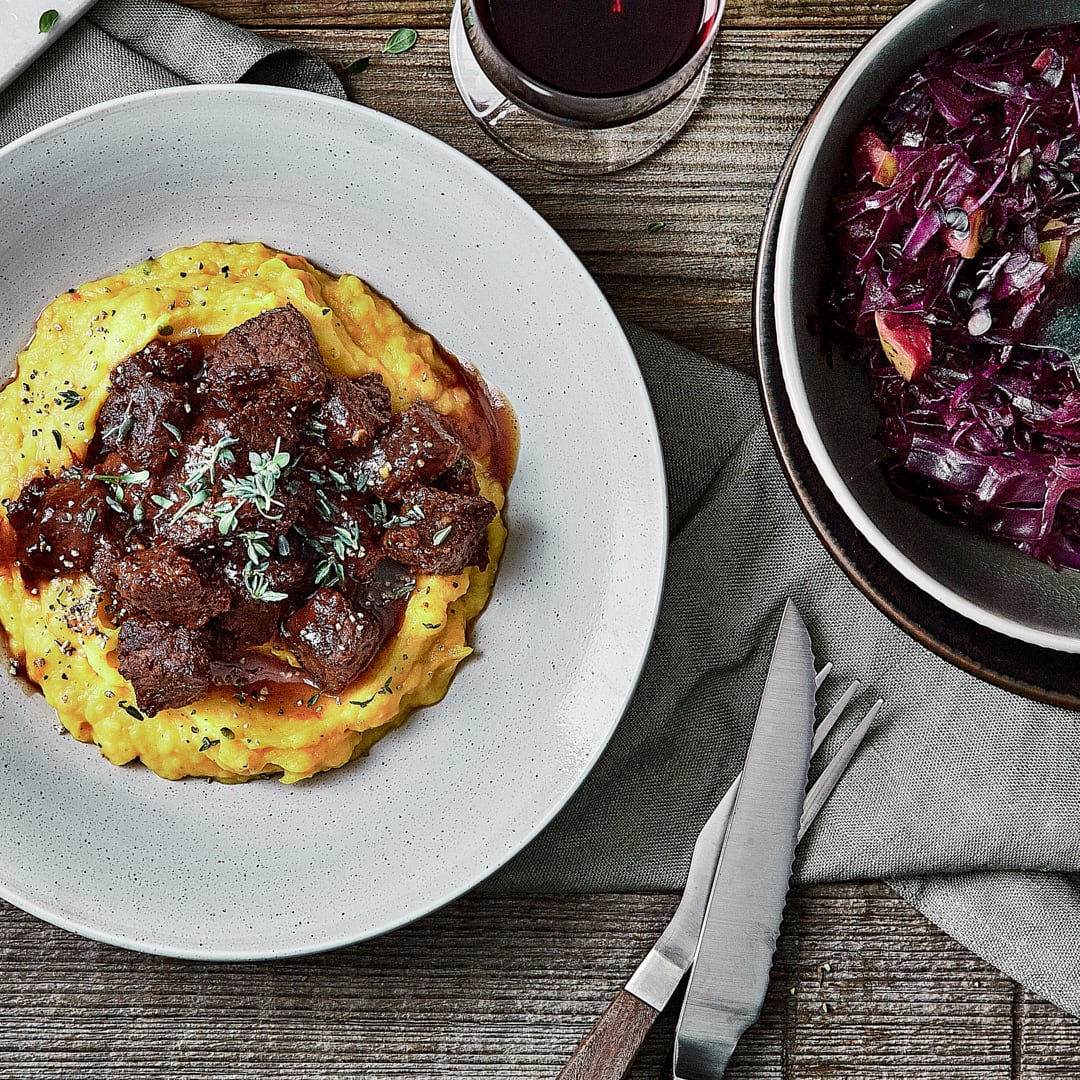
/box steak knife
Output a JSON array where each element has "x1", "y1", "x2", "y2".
[
  {"x1": 672, "y1": 599, "x2": 816, "y2": 1079},
  {"x1": 556, "y1": 601, "x2": 877, "y2": 1080}
]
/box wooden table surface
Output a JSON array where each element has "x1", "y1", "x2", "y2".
[{"x1": 4, "y1": 2, "x2": 1080, "y2": 1077}]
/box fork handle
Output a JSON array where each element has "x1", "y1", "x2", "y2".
[{"x1": 556, "y1": 989, "x2": 660, "y2": 1080}]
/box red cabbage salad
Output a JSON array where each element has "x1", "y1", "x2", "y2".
[{"x1": 826, "y1": 22, "x2": 1080, "y2": 571}]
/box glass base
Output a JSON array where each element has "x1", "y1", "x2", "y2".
[{"x1": 449, "y1": 4, "x2": 711, "y2": 176}]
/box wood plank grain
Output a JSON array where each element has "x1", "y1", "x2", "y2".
[
  {"x1": 184, "y1": 0, "x2": 909, "y2": 31},
  {"x1": 14, "y1": 7, "x2": 1080, "y2": 1079},
  {"x1": 260, "y1": 27, "x2": 870, "y2": 363},
  {"x1": 1016, "y1": 990, "x2": 1080, "y2": 1079},
  {"x1": 1, "y1": 884, "x2": 1070, "y2": 1079}
]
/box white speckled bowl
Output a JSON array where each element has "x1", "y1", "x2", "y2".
[
  {"x1": 0, "y1": 86, "x2": 666, "y2": 958},
  {"x1": 774, "y1": 0, "x2": 1080, "y2": 652}
]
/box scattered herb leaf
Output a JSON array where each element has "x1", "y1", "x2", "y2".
[
  {"x1": 38, "y1": 9, "x2": 59, "y2": 33},
  {"x1": 384, "y1": 27, "x2": 418, "y2": 54},
  {"x1": 345, "y1": 56, "x2": 371, "y2": 74},
  {"x1": 647, "y1": 221, "x2": 666, "y2": 234}
]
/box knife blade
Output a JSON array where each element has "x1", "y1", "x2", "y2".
[{"x1": 672, "y1": 598, "x2": 816, "y2": 1079}]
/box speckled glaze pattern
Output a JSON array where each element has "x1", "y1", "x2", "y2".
[
  {"x1": 0, "y1": 85, "x2": 667, "y2": 959},
  {"x1": 773, "y1": 0, "x2": 1080, "y2": 653}
]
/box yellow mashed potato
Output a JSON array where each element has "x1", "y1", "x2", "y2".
[{"x1": 0, "y1": 242, "x2": 511, "y2": 783}]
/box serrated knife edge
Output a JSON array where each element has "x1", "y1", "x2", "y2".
[{"x1": 672, "y1": 599, "x2": 815, "y2": 1080}]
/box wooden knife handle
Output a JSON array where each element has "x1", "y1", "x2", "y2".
[{"x1": 556, "y1": 989, "x2": 661, "y2": 1080}]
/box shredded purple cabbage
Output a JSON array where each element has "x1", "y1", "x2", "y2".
[{"x1": 826, "y1": 22, "x2": 1080, "y2": 570}]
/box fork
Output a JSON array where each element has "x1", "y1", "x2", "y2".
[{"x1": 555, "y1": 665, "x2": 882, "y2": 1080}]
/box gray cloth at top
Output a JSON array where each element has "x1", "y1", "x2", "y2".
[
  {"x1": 2, "y1": 0, "x2": 1079, "y2": 1021},
  {"x1": 0, "y1": 0, "x2": 343, "y2": 146}
]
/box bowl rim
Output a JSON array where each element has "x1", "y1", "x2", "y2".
[{"x1": 772, "y1": 0, "x2": 1080, "y2": 655}]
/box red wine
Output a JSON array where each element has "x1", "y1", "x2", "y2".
[{"x1": 474, "y1": 0, "x2": 719, "y2": 98}]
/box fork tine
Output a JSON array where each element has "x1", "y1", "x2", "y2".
[
  {"x1": 799, "y1": 698, "x2": 882, "y2": 838},
  {"x1": 814, "y1": 662, "x2": 834, "y2": 691},
  {"x1": 811, "y1": 679, "x2": 861, "y2": 754}
]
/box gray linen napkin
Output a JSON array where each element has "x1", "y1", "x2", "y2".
[
  {"x1": 0, "y1": 0, "x2": 343, "y2": 144},
  {"x1": 3, "y1": 0, "x2": 1079, "y2": 1021},
  {"x1": 492, "y1": 327, "x2": 1080, "y2": 1018}
]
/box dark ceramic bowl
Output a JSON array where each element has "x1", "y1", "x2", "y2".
[{"x1": 771, "y1": 0, "x2": 1080, "y2": 656}]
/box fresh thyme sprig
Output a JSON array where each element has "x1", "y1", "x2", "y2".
[
  {"x1": 216, "y1": 439, "x2": 293, "y2": 533},
  {"x1": 101, "y1": 410, "x2": 134, "y2": 444},
  {"x1": 163, "y1": 435, "x2": 238, "y2": 524},
  {"x1": 367, "y1": 498, "x2": 424, "y2": 529},
  {"x1": 242, "y1": 561, "x2": 288, "y2": 603},
  {"x1": 309, "y1": 521, "x2": 365, "y2": 587},
  {"x1": 93, "y1": 469, "x2": 150, "y2": 513}
]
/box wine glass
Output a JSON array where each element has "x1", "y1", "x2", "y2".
[{"x1": 450, "y1": 0, "x2": 725, "y2": 175}]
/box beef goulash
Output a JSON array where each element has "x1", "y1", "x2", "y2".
[{"x1": 0, "y1": 242, "x2": 515, "y2": 783}]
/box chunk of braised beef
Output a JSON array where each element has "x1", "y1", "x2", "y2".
[
  {"x1": 284, "y1": 588, "x2": 383, "y2": 694},
  {"x1": 5, "y1": 473, "x2": 107, "y2": 576},
  {"x1": 110, "y1": 544, "x2": 230, "y2": 628},
  {"x1": 436, "y1": 457, "x2": 481, "y2": 497},
  {"x1": 200, "y1": 550, "x2": 308, "y2": 658},
  {"x1": 202, "y1": 306, "x2": 326, "y2": 412},
  {"x1": 96, "y1": 369, "x2": 190, "y2": 472},
  {"x1": 362, "y1": 403, "x2": 463, "y2": 498},
  {"x1": 90, "y1": 533, "x2": 124, "y2": 593},
  {"x1": 198, "y1": 397, "x2": 302, "y2": 458},
  {"x1": 134, "y1": 338, "x2": 207, "y2": 382},
  {"x1": 116, "y1": 615, "x2": 212, "y2": 716},
  {"x1": 216, "y1": 549, "x2": 310, "y2": 604},
  {"x1": 150, "y1": 437, "x2": 303, "y2": 551},
  {"x1": 146, "y1": 438, "x2": 233, "y2": 549},
  {"x1": 206, "y1": 599, "x2": 287, "y2": 659},
  {"x1": 317, "y1": 374, "x2": 392, "y2": 455},
  {"x1": 153, "y1": 503, "x2": 220, "y2": 550},
  {"x1": 381, "y1": 485, "x2": 495, "y2": 574}
]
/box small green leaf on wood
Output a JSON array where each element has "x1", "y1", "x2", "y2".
[
  {"x1": 646, "y1": 221, "x2": 666, "y2": 234},
  {"x1": 384, "y1": 28, "x2": 418, "y2": 55},
  {"x1": 345, "y1": 56, "x2": 371, "y2": 74}
]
